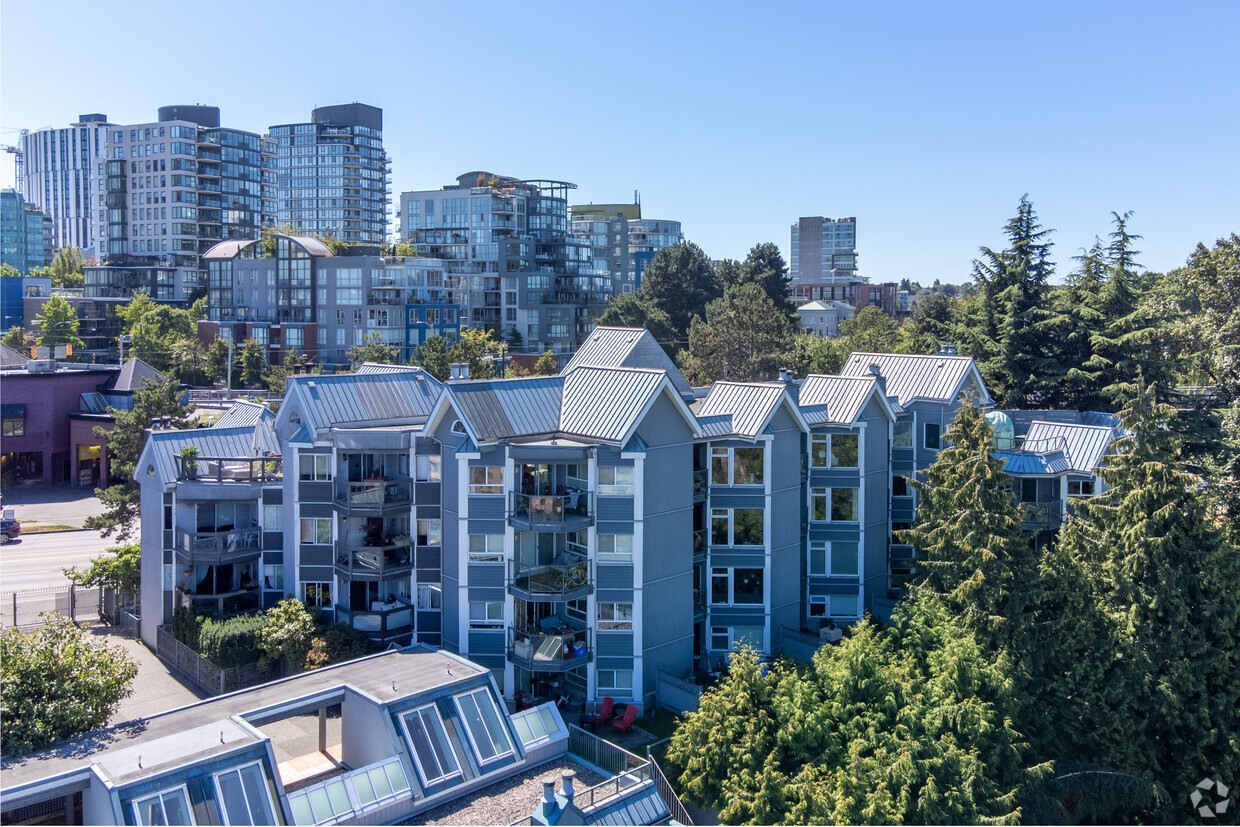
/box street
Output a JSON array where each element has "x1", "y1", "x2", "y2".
[{"x1": 0, "y1": 530, "x2": 121, "y2": 592}]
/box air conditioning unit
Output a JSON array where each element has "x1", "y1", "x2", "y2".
[{"x1": 25, "y1": 359, "x2": 58, "y2": 374}]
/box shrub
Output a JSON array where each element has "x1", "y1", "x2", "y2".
[
  {"x1": 199, "y1": 614, "x2": 265, "y2": 669},
  {"x1": 256, "y1": 598, "x2": 316, "y2": 672},
  {"x1": 172, "y1": 607, "x2": 207, "y2": 651}
]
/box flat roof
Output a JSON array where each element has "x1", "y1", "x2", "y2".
[{"x1": 1, "y1": 647, "x2": 484, "y2": 791}]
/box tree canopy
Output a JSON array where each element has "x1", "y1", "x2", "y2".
[
  {"x1": 635, "y1": 241, "x2": 720, "y2": 342},
  {"x1": 33, "y1": 294, "x2": 84, "y2": 356},
  {"x1": 680, "y1": 283, "x2": 795, "y2": 384},
  {"x1": 348, "y1": 331, "x2": 399, "y2": 367}
]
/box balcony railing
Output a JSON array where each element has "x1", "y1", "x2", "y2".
[
  {"x1": 174, "y1": 527, "x2": 261, "y2": 566},
  {"x1": 508, "y1": 556, "x2": 591, "y2": 599},
  {"x1": 693, "y1": 469, "x2": 708, "y2": 498},
  {"x1": 175, "y1": 456, "x2": 282, "y2": 483},
  {"x1": 175, "y1": 586, "x2": 261, "y2": 618},
  {"x1": 334, "y1": 601, "x2": 413, "y2": 643},
  {"x1": 1020, "y1": 500, "x2": 1065, "y2": 529},
  {"x1": 334, "y1": 480, "x2": 412, "y2": 512},
  {"x1": 509, "y1": 491, "x2": 592, "y2": 531},
  {"x1": 334, "y1": 542, "x2": 413, "y2": 579},
  {"x1": 693, "y1": 529, "x2": 707, "y2": 558},
  {"x1": 508, "y1": 627, "x2": 593, "y2": 673}
]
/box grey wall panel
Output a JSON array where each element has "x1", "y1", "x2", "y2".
[{"x1": 596, "y1": 565, "x2": 633, "y2": 590}]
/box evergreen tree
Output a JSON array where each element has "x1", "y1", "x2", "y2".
[
  {"x1": 239, "y1": 338, "x2": 266, "y2": 387},
  {"x1": 1172, "y1": 233, "x2": 1240, "y2": 404},
  {"x1": 447, "y1": 328, "x2": 498, "y2": 380},
  {"x1": 414, "y1": 335, "x2": 450, "y2": 381},
  {"x1": 596, "y1": 293, "x2": 676, "y2": 353},
  {"x1": 636, "y1": 241, "x2": 720, "y2": 342},
  {"x1": 679, "y1": 283, "x2": 794, "y2": 384},
  {"x1": 735, "y1": 242, "x2": 797, "y2": 323},
  {"x1": 1042, "y1": 239, "x2": 1107, "y2": 408}
]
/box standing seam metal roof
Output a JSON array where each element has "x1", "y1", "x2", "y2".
[
  {"x1": 840, "y1": 352, "x2": 991, "y2": 406},
  {"x1": 563, "y1": 327, "x2": 693, "y2": 398},
  {"x1": 797, "y1": 375, "x2": 885, "y2": 426},
  {"x1": 139, "y1": 426, "x2": 263, "y2": 485},
  {"x1": 448, "y1": 377, "x2": 563, "y2": 442},
  {"x1": 695, "y1": 382, "x2": 786, "y2": 440},
  {"x1": 1023, "y1": 421, "x2": 1116, "y2": 473},
  {"x1": 211, "y1": 401, "x2": 275, "y2": 430},
  {"x1": 559, "y1": 367, "x2": 665, "y2": 442},
  {"x1": 286, "y1": 370, "x2": 442, "y2": 430}
]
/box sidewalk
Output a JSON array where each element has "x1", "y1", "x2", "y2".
[
  {"x1": 0, "y1": 485, "x2": 107, "y2": 530},
  {"x1": 85, "y1": 628, "x2": 206, "y2": 723}
]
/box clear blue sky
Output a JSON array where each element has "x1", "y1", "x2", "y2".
[{"x1": 2, "y1": 0, "x2": 1236, "y2": 283}]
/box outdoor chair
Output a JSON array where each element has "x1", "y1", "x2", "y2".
[
  {"x1": 593, "y1": 696, "x2": 615, "y2": 725},
  {"x1": 612, "y1": 704, "x2": 638, "y2": 736}
]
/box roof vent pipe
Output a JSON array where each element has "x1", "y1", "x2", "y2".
[{"x1": 561, "y1": 771, "x2": 576, "y2": 803}]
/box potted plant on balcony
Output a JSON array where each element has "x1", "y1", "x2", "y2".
[
  {"x1": 392, "y1": 534, "x2": 413, "y2": 547},
  {"x1": 180, "y1": 445, "x2": 200, "y2": 479}
]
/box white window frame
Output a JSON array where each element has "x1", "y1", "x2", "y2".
[
  {"x1": 468, "y1": 534, "x2": 504, "y2": 563},
  {"x1": 597, "y1": 669, "x2": 634, "y2": 696},
  {"x1": 597, "y1": 534, "x2": 633, "y2": 563},
  {"x1": 302, "y1": 582, "x2": 332, "y2": 608},
  {"x1": 300, "y1": 517, "x2": 332, "y2": 545},
  {"x1": 452, "y1": 687, "x2": 515, "y2": 766},
  {"x1": 399, "y1": 704, "x2": 462, "y2": 787},
  {"x1": 808, "y1": 540, "x2": 859, "y2": 576},
  {"x1": 597, "y1": 602, "x2": 633, "y2": 631},
  {"x1": 708, "y1": 624, "x2": 766, "y2": 652},
  {"x1": 212, "y1": 761, "x2": 275, "y2": 826},
  {"x1": 710, "y1": 507, "x2": 765, "y2": 546},
  {"x1": 828, "y1": 433, "x2": 859, "y2": 468},
  {"x1": 469, "y1": 601, "x2": 504, "y2": 629},
  {"x1": 417, "y1": 583, "x2": 442, "y2": 610},
  {"x1": 469, "y1": 466, "x2": 504, "y2": 494},
  {"x1": 597, "y1": 466, "x2": 634, "y2": 496},
  {"x1": 299, "y1": 453, "x2": 332, "y2": 481},
  {"x1": 709, "y1": 566, "x2": 764, "y2": 606},
  {"x1": 132, "y1": 784, "x2": 194, "y2": 826},
  {"x1": 415, "y1": 454, "x2": 442, "y2": 482},
  {"x1": 1068, "y1": 479, "x2": 1095, "y2": 497},
  {"x1": 810, "y1": 487, "x2": 859, "y2": 523}
]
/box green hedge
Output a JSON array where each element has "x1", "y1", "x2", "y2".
[
  {"x1": 172, "y1": 608, "x2": 206, "y2": 651},
  {"x1": 199, "y1": 614, "x2": 266, "y2": 669}
]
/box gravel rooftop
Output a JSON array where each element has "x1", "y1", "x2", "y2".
[{"x1": 399, "y1": 757, "x2": 605, "y2": 826}]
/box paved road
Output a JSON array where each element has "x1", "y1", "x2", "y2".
[
  {"x1": 0, "y1": 484, "x2": 109, "y2": 529},
  {"x1": 0, "y1": 530, "x2": 118, "y2": 592}
]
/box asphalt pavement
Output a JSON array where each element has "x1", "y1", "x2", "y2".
[
  {"x1": 1, "y1": 485, "x2": 109, "y2": 529},
  {"x1": 0, "y1": 530, "x2": 119, "y2": 592}
]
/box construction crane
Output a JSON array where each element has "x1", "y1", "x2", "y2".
[{"x1": 2, "y1": 132, "x2": 25, "y2": 181}]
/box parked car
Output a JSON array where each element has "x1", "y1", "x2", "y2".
[{"x1": 1, "y1": 516, "x2": 21, "y2": 543}]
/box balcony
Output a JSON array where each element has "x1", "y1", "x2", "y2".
[
  {"x1": 334, "y1": 541, "x2": 413, "y2": 580},
  {"x1": 693, "y1": 469, "x2": 708, "y2": 499},
  {"x1": 334, "y1": 480, "x2": 412, "y2": 513},
  {"x1": 508, "y1": 555, "x2": 591, "y2": 601},
  {"x1": 174, "y1": 527, "x2": 261, "y2": 567},
  {"x1": 334, "y1": 601, "x2": 413, "y2": 644},
  {"x1": 1020, "y1": 500, "x2": 1065, "y2": 530},
  {"x1": 175, "y1": 586, "x2": 261, "y2": 618},
  {"x1": 509, "y1": 491, "x2": 592, "y2": 532},
  {"x1": 508, "y1": 626, "x2": 593, "y2": 673},
  {"x1": 693, "y1": 529, "x2": 707, "y2": 559},
  {"x1": 175, "y1": 455, "x2": 282, "y2": 484}
]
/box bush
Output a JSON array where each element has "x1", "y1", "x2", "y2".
[
  {"x1": 256, "y1": 598, "x2": 316, "y2": 672},
  {"x1": 305, "y1": 623, "x2": 375, "y2": 671},
  {"x1": 199, "y1": 614, "x2": 265, "y2": 669},
  {"x1": 172, "y1": 607, "x2": 207, "y2": 651}
]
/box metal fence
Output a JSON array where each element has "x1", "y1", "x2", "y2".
[
  {"x1": 655, "y1": 669, "x2": 704, "y2": 714},
  {"x1": 564, "y1": 724, "x2": 694, "y2": 822},
  {"x1": 646, "y1": 749, "x2": 695, "y2": 826},
  {"x1": 155, "y1": 625, "x2": 284, "y2": 696},
  {"x1": 1, "y1": 584, "x2": 102, "y2": 629}
]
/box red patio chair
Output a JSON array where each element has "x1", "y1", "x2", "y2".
[
  {"x1": 612, "y1": 704, "x2": 637, "y2": 736},
  {"x1": 592, "y1": 696, "x2": 614, "y2": 726}
]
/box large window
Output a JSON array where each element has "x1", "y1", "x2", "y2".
[
  {"x1": 597, "y1": 534, "x2": 633, "y2": 562},
  {"x1": 597, "y1": 466, "x2": 634, "y2": 496},
  {"x1": 710, "y1": 508, "x2": 764, "y2": 546},
  {"x1": 213, "y1": 762, "x2": 275, "y2": 826},
  {"x1": 811, "y1": 487, "x2": 859, "y2": 522},
  {"x1": 417, "y1": 519, "x2": 441, "y2": 546},
  {"x1": 303, "y1": 582, "x2": 331, "y2": 608},
  {"x1": 808, "y1": 541, "x2": 859, "y2": 576},
  {"x1": 809, "y1": 594, "x2": 860, "y2": 619},
  {"x1": 400, "y1": 705, "x2": 461, "y2": 787},
  {"x1": 415, "y1": 455, "x2": 442, "y2": 482},
  {"x1": 469, "y1": 466, "x2": 503, "y2": 494},
  {"x1": 453, "y1": 688, "x2": 514, "y2": 765},
  {"x1": 597, "y1": 669, "x2": 634, "y2": 695},
  {"x1": 468, "y1": 534, "x2": 503, "y2": 563},
  {"x1": 924, "y1": 422, "x2": 942, "y2": 451},
  {"x1": 810, "y1": 434, "x2": 858, "y2": 468},
  {"x1": 469, "y1": 601, "x2": 503, "y2": 629},
  {"x1": 709, "y1": 625, "x2": 765, "y2": 652},
  {"x1": 597, "y1": 602, "x2": 633, "y2": 630},
  {"x1": 1068, "y1": 479, "x2": 1095, "y2": 497},
  {"x1": 710, "y1": 567, "x2": 764, "y2": 605},
  {"x1": 132, "y1": 786, "x2": 193, "y2": 826},
  {"x1": 300, "y1": 517, "x2": 332, "y2": 545},
  {"x1": 298, "y1": 454, "x2": 332, "y2": 481},
  {"x1": 893, "y1": 421, "x2": 913, "y2": 448},
  {"x1": 711, "y1": 446, "x2": 764, "y2": 485},
  {"x1": 1, "y1": 405, "x2": 25, "y2": 437}
]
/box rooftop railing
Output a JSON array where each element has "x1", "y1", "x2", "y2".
[{"x1": 175, "y1": 456, "x2": 282, "y2": 483}]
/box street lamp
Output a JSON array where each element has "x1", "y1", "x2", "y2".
[{"x1": 118, "y1": 334, "x2": 132, "y2": 366}]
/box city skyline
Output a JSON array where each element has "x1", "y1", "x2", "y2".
[{"x1": 1, "y1": 0, "x2": 1237, "y2": 283}]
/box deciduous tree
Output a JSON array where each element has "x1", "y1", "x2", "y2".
[
  {"x1": 33, "y1": 294, "x2": 84, "y2": 356},
  {"x1": 414, "y1": 335, "x2": 450, "y2": 381},
  {"x1": 63, "y1": 543, "x2": 141, "y2": 592},
  {"x1": 256, "y1": 598, "x2": 316, "y2": 673},
  {"x1": 347, "y1": 331, "x2": 398, "y2": 366},
  {"x1": 239, "y1": 338, "x2": 266, "y2": 387},
  {"x1": 534, "y1": 350, "x2": 558, "y2": 376}
]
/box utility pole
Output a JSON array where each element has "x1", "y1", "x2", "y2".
[
  {"x1": 118, "y1": 334, "x2": 132, "y2": 366},
  {"x1": 226, "y1": 339, "x2": 234, "y2": 400}
]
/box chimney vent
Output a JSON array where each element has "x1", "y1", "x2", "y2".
[
  {"x1": 561, "y1": 770, "x2": 576, "y2": 802},
  {"x1": 542, "y1": 779, "x2": 556, "y2": 805},
  {"x1": 449, "y1": 362, "x2": 470, "y2": 380},
  {"x1": 867, "y1": 363, "x2": 881, "y2": 376}
]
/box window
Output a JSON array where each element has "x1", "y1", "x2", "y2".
[
  {"x1": 300, "y1": 517, "x2": 332, "y2": 545},
  {"x1": 303, "y1": 582, "x2": 332, "y2": 608},
  {"x1": 263, "y1": 564, "x2": 283, "y2": 590},
  {"x1": 132, "y1": 786, "x2": 193, "y2": 826},
  {"x1": 809, "y1": 594, "x2": 860, "y2": 619},
  {"x1": 597, "y1": 669, "x2": 634, "y2": 694},
  {"x1": 469, "y1": 534, "x2": 504, "y2": 563},
  {"x1": 710, "y1": 508, "x2": 764, "y2": 546},
  {"x1": 597, "y1": 466, "x2": 634, "y2": 496},
  {"x1": 924, "y1": 422, "x2": 942, "y2": 451},
  {"x1": 469, "y1": 601, "x2": 503, "y2": 629},
  {"x1": 469, "y1": 466, "x2": 503, "y2": 494},
  {"x1": 711, "y1": 446, "x2": 764, "y2": 485},
  {"x1": 566, "y1": 597, "x2": 587, "y2": 622},
  {"x1": 709, "y1": 625, "x2": 764, "y2": 651},
  {"x1": 299, "y1": 454, "x2": 331, "y2": 481},
  {"x1": 808, "y1": 541, "x2": 859, "y2": 576},
  {"x1": 597, "y1": 602, "x2": 633, "y2": 630},
  {"x1": 454, "y1": 688, "x2": 514, "y2": 765},
  {"x1": 400, "y1": 705, "x2": 461, "y2": 786},
  {"x1": 710, "y1": 626, "x2": 730, "y2": 651},
  {"x1": 597, "y1": 534, "x2": 633, "y2": 562},
  {"x1": 1068, "y1": 480, "x2": 1095, "y2": 496},
  {"x1": 415, "y1": 454, "x2": 441, "y2": 482},
  {"x1": 1, "y1": 405, "x2": 25, "y2": 437},
  {"x1": 893, "y1": 421, "x2": 913, "y2": 448},
  {"x1": 262, "y1": 504, "x2": 282, "y2": 528},
  {"x1": 811, "y1": 487, "x2": 859, "y2": 522},
  {"x1": 710, "y1": 567, "x2": 764, "y2": 605},
  {"x1": 286, "y1": 775, "x2": 353, "y2": 825},
  {"x1": 417, "y1": 519, "x2": 441, "y2": 546},
  {"x1": 512, "y1": 705, "x2": 563, "y2": 748},
  {"x1": 893, "y1": 475, "x2": 909, "y2": 497},
  {"x1": 417, "y1": 583, "x2": 442, "y2": 610},
  {"x1": 213, "y1": 762, "x2": 275, "y2": 825},
  {"x1": 810, "y1": 434, "x2": 858, "y2": 468}
]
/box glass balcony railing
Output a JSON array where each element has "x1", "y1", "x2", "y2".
[
  {"x1": 334, "y1": 480, "x2": 412, "y2": 512},
  {"x1": 508, "y1": 556, "x2": 591, "y2": 599},
  {"x1": 508, "y1": 626, "x2": 592, "y2": 673},
  {"x1": 334, "y1": 542, "x2": 413, "y2": 579},
  {"x1": 1019, "y1": 501, "x2": 1064, "y2": 530},
  {"x1": 175, "y1": 456, "x2": 282, "y2": 483},
  {"x1": 175, "y1": 586, "x2": 261, "y2": 618},
  {"x1": 334, "y1": 601, "x2": 413, "y2": 643},
  {"x1": 175, "y1": 527, "x2": 261, "y2": 565},
  {"x1": 509, "y1": 491, "x2": 592, "y2": 531}
]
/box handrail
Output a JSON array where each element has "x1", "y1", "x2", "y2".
[
  {"x1": 508, "y1": 556, "x2": 590, "y2": 596},
  {"x1": 509, "y1": 491, "x2": 592, "y2": 526},
  {"x1": 175, "y1": 455, "x2": 282, "y2": 483}
]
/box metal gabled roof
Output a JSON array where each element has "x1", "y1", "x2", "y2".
[
  {"x1": 798, "y1": 375, "x2": 891, "y2": 427},
  {"x1": 563, "y1": 326, "x2": 694, "y2": 399},
  {"x1": 586, "y1": 782, "x2": 671, "y2": 825},
  {"x1": 1024, "y1": 421, "x2": 1116, "y2": 473},
  {"x1": 559, "y1": 366, "x2": 666, "y2": 443},
  {"x1": 0, "y1": 342, "x2": 26, "y2": 368},
  {"x1": 284, "y1": 369, "x2": 443, "y2": 431},
  {"x1": 840, "y1": 352, "x2": 992, "y2": 406},
  {"x1": 355, "y1": 363, "x2": 423, "y2": 375},
  {"x1": 211, "y1": 401, "x2": 274, "y2": 430},
  {"x1": 695, "y1": 413, "x2": 735, "y2": 439},
  {"x1": 448, "y1": 376, "x2": 563, "y2": 442},
  {"x1": 138, "y1": 426, "x2": 260, "y2": 486},
  {"x1": 106, "y1": 358, "x2": 165, "y2": 392},
  {"x1": 696, "y1": 382, "x2": 787, "y2": 440},
  {"x1": 994, "y1": 449, "x2": 1072, "y2": 476}
]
